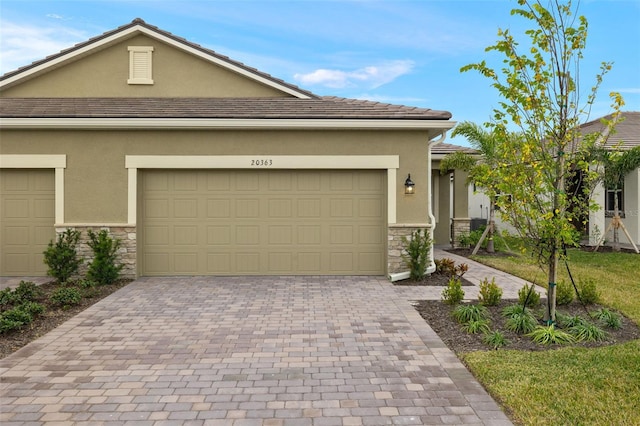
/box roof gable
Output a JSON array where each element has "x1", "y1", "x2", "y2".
[
  {"x1": 0, "y1": 18, "x2": 316, "y2": 99},
  {"x1": 580, "y1": 111, "x2": 640, "y2": 150}
]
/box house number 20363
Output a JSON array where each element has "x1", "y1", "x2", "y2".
[{"x1": 250, "y1": 159, "x2": 273, "y2": 166}]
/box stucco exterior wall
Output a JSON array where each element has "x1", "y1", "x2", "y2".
[{"x1": 1, "y1": 34, "x2": 288, "y2": 98}]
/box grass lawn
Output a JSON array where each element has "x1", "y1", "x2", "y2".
[{"x1": 461, "y1": 249, "x2": 640, "y2": 425}]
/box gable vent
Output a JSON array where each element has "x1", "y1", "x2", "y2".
[{"x1": 128, "y1": 46, "x2": 154, "y2": 84}]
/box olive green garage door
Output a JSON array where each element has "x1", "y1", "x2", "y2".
[
  {"x1": 140, "y1": 169, "x2": 386, "y2": 275},
  {"x1": 0, "y1": 170, "x2": 55, "y2": 276}
]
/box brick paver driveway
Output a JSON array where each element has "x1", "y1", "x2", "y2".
[{"x1": 1, "y1": 276, "x2": 511, "y2": 425}]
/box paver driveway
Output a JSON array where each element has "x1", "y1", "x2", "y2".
[{"x1": 0, "y1": 276, "x2": 511, "y2": 425}]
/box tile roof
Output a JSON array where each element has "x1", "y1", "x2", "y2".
[
  {"x1": 0, "y1": 97, "x2": 452, "y2": 120},
  {"x1": 431, "y1": 142, "x2": 477, "y2": 155},
  {"x1": 580, "y1": 111, "x2": 640, "y2": 150}
]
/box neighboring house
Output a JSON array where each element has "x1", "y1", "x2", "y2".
[
  {"x1": 585, "y1": 111, "x2": 640, "y2": 248},
  {"x1": 0, "y1": 19, "x2": 455, "y2": 278},
  {"x1": 430, "y1": 143, "x2": 477, "y2": 246}
]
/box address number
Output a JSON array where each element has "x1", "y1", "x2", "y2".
[{"x1": 251, "y1": 159, "x2": 273, "y2": 166}]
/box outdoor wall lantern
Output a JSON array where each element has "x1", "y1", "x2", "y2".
[{"x1": 404, "y1": 174, "x2": 415, "y2": 195}]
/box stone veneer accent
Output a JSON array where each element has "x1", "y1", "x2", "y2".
[
  {"x1": 55, "y1": 225, "x2": 136, "y2": 280},
  {"x1": 451, "y1": 218, "x2": 471, "y2": 249},
  {"x1": 388, "y1": 224, "x2": 431, "y2": 275}
]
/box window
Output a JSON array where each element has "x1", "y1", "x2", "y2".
[
  {"x1": 605, "y1": 187, "x2": 624, "y2": 217},
  {"x1": 128, "y1": 46, "x2": 154, "y2": 84}
]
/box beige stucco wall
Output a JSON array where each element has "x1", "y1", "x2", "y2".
[
  {"x1": 1, "y1": 34, "x2": 289, "y2": 98},
  {"x1": 0, "y1": 128, "x2": 432, "y2": 225}
]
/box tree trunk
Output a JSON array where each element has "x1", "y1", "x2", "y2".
[
  {"x1": 487, "y1": 199, "x2": 496, "y2": 253},
  {"x1": 613, "y1": 190, "x2": 620, "y2": 252},
  {"x1": 545, "y1": 248, "x2": 558, "y2": 324}
]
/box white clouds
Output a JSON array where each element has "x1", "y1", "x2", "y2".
[
  {"x1": 0, "y1": 20, "x2": 87, "y2": 74},
  {"x1": 294, "y1": 60, "x2": 415, "y2": 89}
]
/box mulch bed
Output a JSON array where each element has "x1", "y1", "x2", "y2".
[
  {"x1": 393, "y1": 273, "x2": 474, "y2": 286},
  {"x1": 0, "y1": 280, "x2": 131, "y2": 359}
]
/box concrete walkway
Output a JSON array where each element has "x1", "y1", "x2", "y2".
[
  {"x1": 0, "y1": 275, "x2": 512, "y2": 425},
  {"x1": 394, "y1": 248, "x2": 541, "y2": 302}
]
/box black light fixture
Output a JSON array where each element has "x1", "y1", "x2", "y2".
[{"x1": 404, "y1": 174, "x2": 415, "y2": 195}]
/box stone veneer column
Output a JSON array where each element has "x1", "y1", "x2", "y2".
[
  {"x1": 54, "y1": 226, "x2": 136, "y2": 280},
  {"x1": 451, "y1": 218, "x2": 471, "y2": 249},
  {"x1": 388, "y1": 224, "x2": 431, "y2": 275}
]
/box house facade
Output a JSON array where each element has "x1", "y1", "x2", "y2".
[{"x1": 0, "y1": 19, "x2": 455, "y2": 278}]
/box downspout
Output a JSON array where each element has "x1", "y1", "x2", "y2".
[{"x1": 426, "y1": 131, "x2": 448, "y2": 273}]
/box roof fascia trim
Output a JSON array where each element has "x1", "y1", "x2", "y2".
[
  {"x1": 0, "y1": 118, "x2": 456, "y2": 130},
  {"x1": 0, "y1": 24, "x2": 313, "y2": 99}
]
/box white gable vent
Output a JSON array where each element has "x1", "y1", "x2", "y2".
[{"x1": 128, "y1": 46, "x2": 154, "y2": 84}]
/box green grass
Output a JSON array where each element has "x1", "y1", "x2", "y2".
[{"x1": 462, "y1": 248, "x2": 640, "y2": 425}]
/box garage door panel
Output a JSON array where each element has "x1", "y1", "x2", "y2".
[
  {"x1": 141, "y1": 170, "x2": 385, "y2": 275},
  {"x1": 144, "y1": 253, "x2": 170, "y2": 273},
  {"x1": 145, "y1": 199, "x2": 169, "y2": 218},
  {"x1": 1, "y1": 170, "x2": 55, "y2": 276}
]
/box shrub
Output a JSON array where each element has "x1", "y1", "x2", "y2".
[
  {"x1": 556, "y1": 313, "x2": 587, "y2": 328},
  {"x1": 569, "y1": 322, "x2": 607, "y2": 342},
  {"x1": 87, "y1": 229, "x2": 124, "y2": 285},
  {"x1": 18, "y1": 302, "x2": 45, "y2": 317},
  {"x1": 457, "y1": 232, "x2": 473, "y2": 248},
  {"x1": 478, "y1": 277, "x2": 503, "y2": 306},
  {"x1": 43, "y1": 228, "x2": 83, "y2": 283},
  {"x1": 518, "y1": 284, "x2": 540, "y2": 308},
  {"x1": 453, "y1": 304, "x2": 488, "y2": 323},
  {"x1": 505, "y1": 311, "x2": 538, "y2": 334},
  {"x1": 454, "y1": 263, "x2": 468, "y2": 278},
  {"x1": 501, "y1": 304, "x2": 527, "y2": 318},
  {"x1": 591, "y1": 308, "x2": 622, "y2": 330},
  {"x1": 50, "y1": 287, "x2": 82, "y2": 308},
  {"x1": 577, "y1": 278, "x2": 600, "y2": 305},
  {"x1": 1, "y1": 307, "x2": 32, "y2": 325},
  {"x1": 435, "y1": 258, "x2": 456, "y2": 276},
  {"x1": 401, "y1": 229, "x2": 431, "y2": 281},
  {"x1": 441, "y1": 277, "x2": 465, "y2": 305},
  {"x1": 14, "y1": 281, "x2": 43, "y2": 303},
  {"x1": 527, "y1": 325, "x2": 575, "y2": 345},
  {"x1": 0, "y1": 318, "x2": 24, "y2": 334},
  {"x1": 555, "y1": 280, "x2": 574, "y2": 306},
  {"x1": 483, "y1": 330, "x2": 509, "y2": 349},
  {"x1": 461, "y1": 319, "x2": 491, "y2": 334},
  {"x1": 0, "y1": 288, "x2": 17, "y2": 307}
]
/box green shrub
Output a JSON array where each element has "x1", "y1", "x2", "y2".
[
  {"x1": 50, "y1": 287, "x2": 82, "y2": 308},
  {"x1": 19, "y1": 302, "x2": 45, "y2": 317},
  {"x1": 43, "y1": 228, "x2": 83, "y2": 283},
  {"x1": 505, "y1": 311, "x2": 538, "y2": 334},
  {"x1": 591, "y1": 308, "x2": 622, "y2": 330},
  {"x1": 555, "y1": 280, "x2": 574, "y2": 306},
  {"x1": 518, "y1": 284, "x2": 540, "y2": 308},
  {"x1": 400, "y1": 229, "x2": 431, "y2": 281},
  {"x1": 0, "y1": 288, "x2": 17, "y2": 307},
  {"x1": 87, "y1": 229, "x2": 124, "y2": 285},
  {"x1": 569, "y1": 322, "x2": 607, "y2": 342},
  {"x1": 527, "y1": 325, "x2": 575, "y2": 345},
  {"x1": 0, "y1": 318, "x2": 24, "y2": 334},
  {"x1": 14, "y1": 281, "x2": 43, "y2": 303},
  {"x1": 478, "y1": 277, "x2": 503, "y2": 306},
  {"x1": 441, "y1": 277, "x2": 465, "y2": 305},
  {"x1": 453, "y1": 304, "x2": 488, "y2": 323},
  {"x1": 457, "y1": 232, "x2": 473, "y2": 248},
  {"x1": 483, "y1": 330, "x2": 509, "y2": 349},
  {"x1": 461, "y1": 319, "x2": 491, "y2": 334},
  {"x1": 501, "y1": 304, "x2": 528, "y2": 318},
  {"x1": 1, "y1": 307, "x2": 32, "y2": 324},
  {"x1": 578, "y1": 278, "x2": 601, "y2": 305},
  {"x1": 556, "y1": 313, "x2": 587, "y2": 328}
]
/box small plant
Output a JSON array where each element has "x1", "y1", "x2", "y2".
[
  {"x1": 461, "y1": 318, "x2": 491, "y2": 334},
  {"x1": 18, "y1": 301, "x2": 45, "y2": 317},
  {"x1": 50, "y1": 287, "x2": 82, "y2": 308},
  {"x1": 78, "y1": 279, "x2": 99, "y2": 297},
  {"x1": 1, "y1": 307, "x2": 33, "y2": 325},
  {"x1": 441, "y1": 277, "x2": 465, "y2": 305},
  {"x1": 478, "y1": 277, "x2": 503, "y2": 306},
  {"x1": 401, "y1": 229, "x2": 432, "y2": 281},
  {"x1": 454, "y1": 263, "x2": 468, "y2": 278},
  {"x1": 483, "y1": 330, "x2": 509, "y2": 349},
  {"x1": 13, "y1": 281, "x2": 43, "y2": 303},
  {"x1": 569, "y1": 322, "x2": 607, "y2": 342},
  {"x1": 505, "y1": 311, "x2": 538, "y2": 334},
  {"x1": 556, "y1": 313, "x2": 587, "y2": 328},
  {"x1": 0, "y1": 288, "x2": 17, "y2": 307},
  {"x1": 0, "y1": 318, "x2": 24, "y2": 334},
  {"x1": 453, "y1": 304, "x2": 488, "y2": 323},
  {"x1": 591, "y1": 308, "x2": 622, "y2": 330},
  {"x1": 527, "y1": 324, "x2": 575, "y2": 345},
  {"x1": 435, "y1": 258, "x2": 456, "y2": 276},
  {"x1": 555, "y1": 280, "x2": 574, "y2": 306},
  {"x1": 577, "y1": 278, "x2": 600, "y2": 305},
  {"x1": 501, "y1": 304, "x2": 527, "y2": 318},
  {"x1": 457, "y1": 232, "x2": 473, "y2": 248},
  {"x1": 87, "y1": 229, "x2": 124, "y2": 285},
  {"x1": 43, "y1": 228, "x2": 83, "y2": 283},
  {"x1": 518, "y1": 284, "x2": 540, "y2": 308}
]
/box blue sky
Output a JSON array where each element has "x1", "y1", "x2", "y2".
[{"x1": 1, "y1": 0, "x2": 639, "y2": 146}]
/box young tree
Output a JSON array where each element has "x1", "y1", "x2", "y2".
[
  {"x1": 441, "y1": 122, "x2": 500, "y2": 254},
  {"x1": 462, "y1": 0, "x2": 623, "y2": 323}
]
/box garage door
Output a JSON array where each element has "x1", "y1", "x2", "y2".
[
  {"x1": 140, "y1": 169, "x2": 386, "y2": 275},
  {"x1": 0, "y1": 170, "x2": 55, "y2": 276}
]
